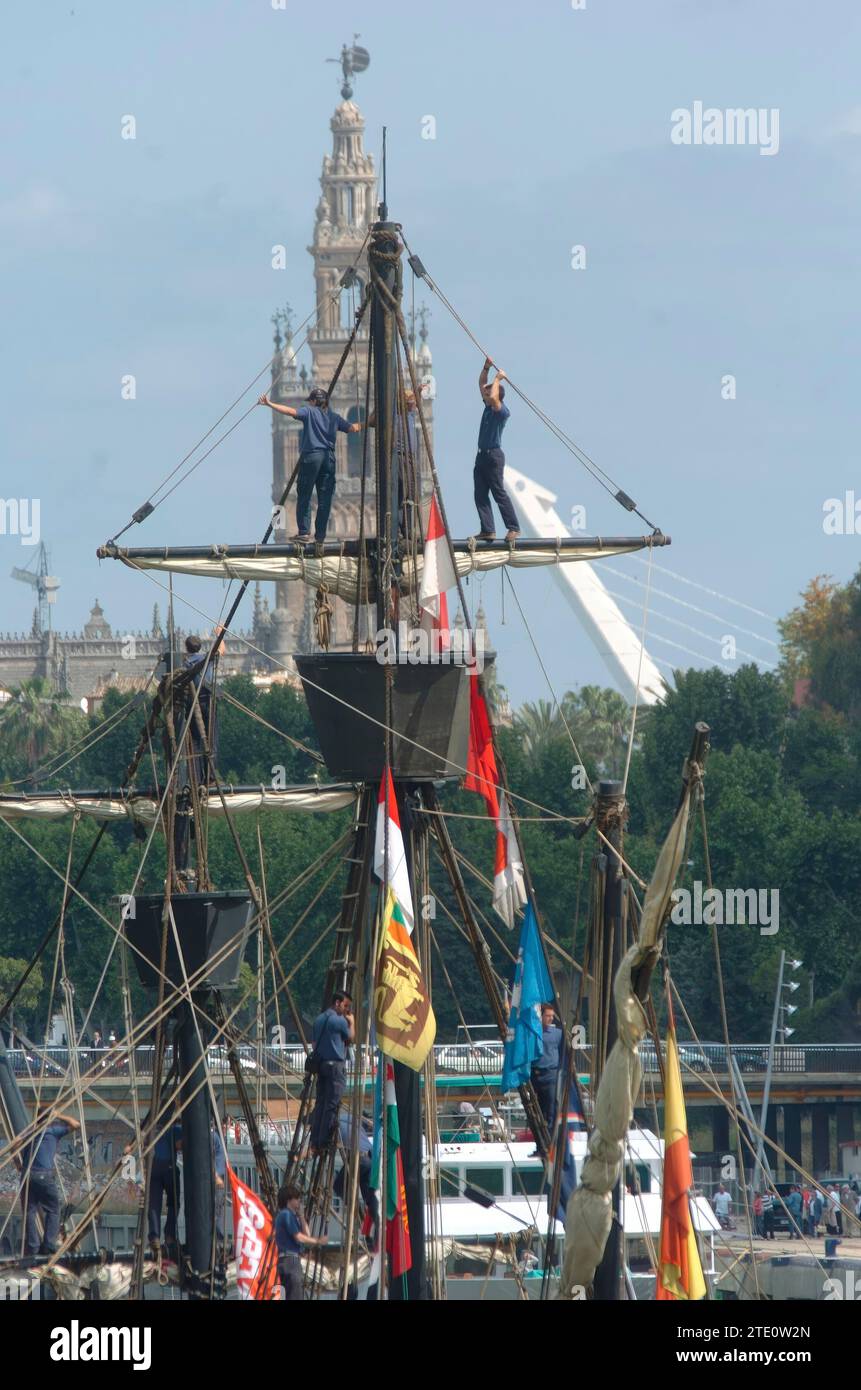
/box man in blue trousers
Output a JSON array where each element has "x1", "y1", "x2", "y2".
[{"x1": 259, "y1": 388, "x2": 363, "y2": 542}]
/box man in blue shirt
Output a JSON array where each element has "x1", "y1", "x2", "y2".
[
  {"x1": 530, "y1": 1004, "x2": 563, "y2": 1155},
  {"x1": 308, "y1": 991, "x2": 354, "y2": 1155},
  {"x1": 333, "y1": 1111, "x2": 379, "y2": 1243},
  {"x1": 275, "y1": 1183, "x2": 326, "y2": 1301},
  {"x1": 259, "y1": 388, "x2": 363, "y2": 542},
  {"x1": 473, "y1": 357, "x2": 520, "y2": 542},
  {"x1": 20, "y1": 1110, "x2": 80, "y2": 1255}
]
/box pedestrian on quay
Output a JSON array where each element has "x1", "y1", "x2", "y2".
[
  {"x1": 786, "y1": 1184, "x2": 803, "y2": 1240},
  {"x1": 761, "y1": 1189, "x2": 775, "y2": 1240}
]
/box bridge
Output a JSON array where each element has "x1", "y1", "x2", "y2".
[{"x1": 6, "y1": 1042, "x2": 861, "y2": 1182}]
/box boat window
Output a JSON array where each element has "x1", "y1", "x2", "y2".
[
  {"x1": 625, "y1": 1162, "x2": 652, "y2": 1194},
  {"x1": 465, "y1": 1166, "x2": 505, "y2": 1197},
  {"x1": 516, "y1": 1167, "x2": 545, "y2": 1196}
]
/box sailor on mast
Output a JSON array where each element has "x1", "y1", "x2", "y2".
[
  {"x1": 473, "y1": 357, "x2": 520, "y2": 543},
  {"x1": 259, "y1": 389, "x2": 363, "y2": 542}
]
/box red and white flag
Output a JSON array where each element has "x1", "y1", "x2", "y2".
[
  {"x1": 493, "y1": 791, "x2": 527, "y2": 929},
  {"x1": 464, "y1": 674, "x2": 526, "y2": 929},
  {"x1": 374, "y1": 769, "x2": 414, "y2": 930},
  {"x1": 418, "y1": 495, "x2": 456, "y2": 635},
  {"x1": 229, "y1": 1165, "x2": 278, "y2": 1300}
]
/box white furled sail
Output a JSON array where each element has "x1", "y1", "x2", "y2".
[
  {"x1": 98, "y1": 536, "x2": 665, "y2": 606},
  {"x1": 0, "y1": 785, "x2": 356, "y2": 825}
]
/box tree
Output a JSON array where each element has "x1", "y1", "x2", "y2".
[
  {"x1": 0, "y1": 678, "x2": 86, "y2": 786},
  {"x1": 512, "y1": 699, "x2": 563, "y2": 759},
  {"x1": 777, "y1": 574, "x2": 839, "y2": 688},
  {"x1": 562, "y1": 684, "x2": 632, "y2": 778},
  {"x1": 0, "y1": 955, "x2": 44, "y2": 1036}
]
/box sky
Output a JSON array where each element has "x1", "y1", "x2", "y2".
[{"x1": 2, "y1": 0, "x2": 860, "y2": 708}]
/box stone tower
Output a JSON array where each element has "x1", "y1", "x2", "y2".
[{"x1": 267, "y1": 87, "x2": 435, "y2": 665}]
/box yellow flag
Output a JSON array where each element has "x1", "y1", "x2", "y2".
[
  {"x1": 656, "y1": 1027, "x2": 707, "y2": 1301},
  {"x1": 374, "y1": 888, "x2": 435, "y2": 1071}
]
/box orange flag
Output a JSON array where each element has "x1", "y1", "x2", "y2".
[{"x1": 655, "y1": 1017, "x2": 707, "y2": 1301}]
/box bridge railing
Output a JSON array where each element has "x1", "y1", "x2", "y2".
[{"x1": 5, "y1": 1041, "x2": 861, "y2": 1080}]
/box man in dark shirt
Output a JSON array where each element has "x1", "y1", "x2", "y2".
[
  {"x1": 182, "y1": 634, "x2": 218, "y2": 785},
  {"x1": 274, "y1": 1183, "x2": 326, "y2": 1301},
  {"x1": 148, "y1": 1121, "x2": 182, "y2": 1250},
  {"x1": 333, "y1": 1111, "x2": 379, "y2": 1243},
  {"x1": 473, "y1": 357, "x2": 520, "y2": 542},
  {"x1": 259, "y1": 388, "x2": 363, "y2": 542},
  {"x1": 530, "y1": 1004, "x2": 563, "y2": 1154},
  {"x1": 21, "y1": 1111, "x2": 80, "y2": 1255},
  {"x1": 308, "y1": 991, "x2": 355, "y2": 1155}
]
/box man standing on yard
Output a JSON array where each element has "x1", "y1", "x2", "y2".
[
  {"x1": 473, "y1": 358, "x2": 520, "y2": 542},
  {"x1": 259, "y1": 388, "x2": 362, "y2": 542},
  {"x1": 472, "y1": 355, "x2": 517, "y2": 539}
]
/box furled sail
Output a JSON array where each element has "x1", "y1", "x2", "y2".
[
  {"x1": 0, "y1": 784, "x2": 357, "y2": 825},
  {"x1": 559, "y1": 761, "x2": 701, "y2": 1299},
  {"x1": 97, "y1": 536, "x2": 669, "y2": 605}
]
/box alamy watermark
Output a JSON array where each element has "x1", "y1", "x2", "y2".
[
  {"x1": 0, "y1": 498, "x2": 40, "y2": 545},
  {"x1": 374, "y1": 622, "x2": 486, "y2": 671},
  {"x1": 671, "y1": 102, "x2": 779, "y2": 157},
  {"x1": 670, "y1": 882, "x2": 779, "y2": 936}
]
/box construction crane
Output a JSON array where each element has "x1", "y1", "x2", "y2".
[{"x1": 11, "y1": 541, "x2": 59, "y2": 635}]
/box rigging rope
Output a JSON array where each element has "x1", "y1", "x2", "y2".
[
  {"x1": 107, "y1": 232, "x2": 371, "y2": 545},
  {"x1": 401, "y1": 231, "x2": 660, "y2": 532}
]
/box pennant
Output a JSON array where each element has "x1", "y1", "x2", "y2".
[
  {"x1": 368, "y1": 1058, "x2": 412, "y2": 1278},
  {"x1": 374, "y1": 770, "x2": 414, "y2": 930},
  {"x1": 655, "y1": 1017, "x2": 707, "y2": 1301},
  {"x1": 501, "y1": 903, "x2": 553, "y2": 1092},
  {"x1": 420, "y1": 589, "x2": 451, "y2": 655},
  {"x1": 229, "y1": 1165, "x2": 278, "y2": 1300},
  {"x1": 463, "y1": 675, "x2": 526, "y2": 928},
  {"x1": 464, "y1": 671, "x2": 500, "y2": 814},
  {"x1": 418, "y1": 494, "x2": 456, "y2": 619},
  {"x1": 494, "y1": 791, "x2": 527, "y2": 929},
  {"x1": 374, "y1": 888, "x2": 436, "y2": 1071}
]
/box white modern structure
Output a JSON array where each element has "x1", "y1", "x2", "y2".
[{"x1": 505, "y1": 466, "x2": 667, "y2": 706}]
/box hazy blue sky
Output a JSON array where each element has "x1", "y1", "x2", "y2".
[{"x1": 2, "y1": 1, "x2": 860, "y2": 706}]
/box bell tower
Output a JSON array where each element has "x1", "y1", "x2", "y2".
[{"x1": 267, "y1": 46, "x2": 435, "y2": 665}]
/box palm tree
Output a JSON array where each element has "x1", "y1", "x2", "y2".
[
  {"x1": 513, "y1": 698, "x2": 564, "y2": 758},
  {"x1": 0, "y1": 677, "x2": 85, "y2": 786},
  {"x1": 561, "y1": 685, "x2": 632, "y2": 778}
]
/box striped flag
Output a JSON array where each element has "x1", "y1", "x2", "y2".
[
  {"x1": 374, "y1": 769, "x2": 414, "y2": 930},
  {"x1": 368, "y1": 1058, "x2": 412, "y2": 1278},
  {"x1": 418, "y1": 494, "x2": 456, "y2": 620},
  {"x1": 655, "y1": 1013, "x2": 707, "y2": 1301}
]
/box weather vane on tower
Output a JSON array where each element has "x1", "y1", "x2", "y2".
[{"x1": 326, "y1": 34, "x2": 370, "y2": 100}]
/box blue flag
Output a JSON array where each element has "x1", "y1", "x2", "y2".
[{"x1": 501, "y1": 902, "x2": 553, "y2": 1092}]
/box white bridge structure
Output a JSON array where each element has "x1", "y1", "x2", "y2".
[{"x1": 505, "y1": 466, "x2": 667, "y2": 706}]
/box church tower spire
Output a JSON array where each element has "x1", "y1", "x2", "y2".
[{"x1": 265, "y1": 47, "x2": 435, "y2": 667}]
